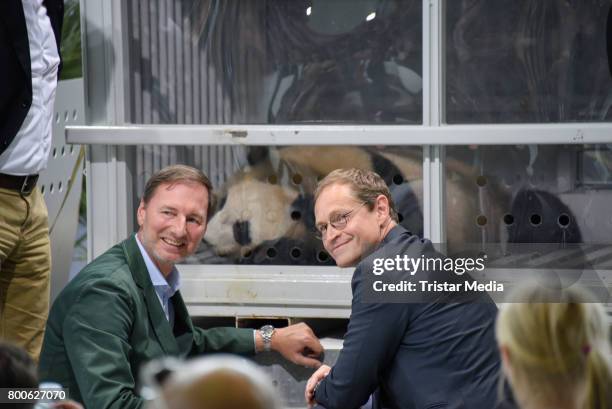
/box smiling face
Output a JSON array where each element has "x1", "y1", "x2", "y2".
[
  {"x1": 137, "y1": 181, "x2": 208, "y2": 276},
  {"x1": 315, "y1": 183, "x2": 392, "y2": 267}
]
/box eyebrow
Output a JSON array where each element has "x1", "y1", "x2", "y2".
[
  {"x1": 161, "y1": 206, "x2": 205, "y2": 220},
  {"x1": 187, "y1": 211, "x2": 205, "y2": 221},
  {"x1": 315, "y1": 209, "x2": 350, "y2": 225}
]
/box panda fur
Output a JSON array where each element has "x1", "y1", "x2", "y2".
[
  {"x1": 200, "y1": 146, "x2": 587, "y2": 274},
  {"x1": 202, "y1": 146, "x2": 509, "y2": 265},
  {"x1": 203, "y1": 173, "x2": 331, "y2": 265}
]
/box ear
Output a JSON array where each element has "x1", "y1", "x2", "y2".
[
  {"x1": 136, "y1": 199, "x2": 146, "y2": 228},
  {"x1": 374, "y1": 194, "x2": 391, "y2": 221}
]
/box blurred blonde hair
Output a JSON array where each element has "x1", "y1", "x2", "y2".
[{"x1": 496, "y1": 285, "x2": 611, "y2": 409}]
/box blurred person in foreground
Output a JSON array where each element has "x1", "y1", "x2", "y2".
[
  {"x1": 496, "y1": 285, "x2": 612, "y2": 409},
  {"x1": 305, "y1": 168, "x2": 501, "y2": 409},
  {"x1": 144, "y1": 355, "x2": 282, "y2": 409},
  {"x1": 0, "y1": 340, "x2": 82, "y2": 409},
  {"x1": 39, "y1": 165, "x2": 323, "y2": 409}
]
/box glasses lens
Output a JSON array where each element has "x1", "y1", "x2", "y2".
[{"x1": 330, "y1": 214, "x2": 348, "y2": 230}]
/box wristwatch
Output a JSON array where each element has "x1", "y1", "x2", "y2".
[{"x1": 259, "y1": 324, "x2": 275, "y2": 352}]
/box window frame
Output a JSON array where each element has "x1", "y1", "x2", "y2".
[{"x1": 73, "y1": 0, "x2": 612, "y2": 316}]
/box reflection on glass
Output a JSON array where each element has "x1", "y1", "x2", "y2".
[
  {"x1": 446, "y1": 1, "x2": 612, "y2": 123},
  {"x1": 131, "y1": 146, "x2": 423, "y2": 265},
  {"x1": 446, "y1": 145, "x2": 612, "y2": 269},
  {"x1": 126, "y1": 0, "x2": 422, "y2": 124}
]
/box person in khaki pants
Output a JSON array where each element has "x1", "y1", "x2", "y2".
[
  {"x1": 0, "y1": 0, "x2": 64, "y2": 361},
  {"x1": 0, "y1": 186, "x2": 52, "y2": 360}
]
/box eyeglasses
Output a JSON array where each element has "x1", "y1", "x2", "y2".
[{"x1": 315, "y1": 202, "x2": 367, "y2": 240}]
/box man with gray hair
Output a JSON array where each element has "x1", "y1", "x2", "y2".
[
  {"x1": 40, "y1": 165, "x2": 323, "y2": 409},
  {"x1": 305, "y1": 168, "x2": 500, "y2": 409}
]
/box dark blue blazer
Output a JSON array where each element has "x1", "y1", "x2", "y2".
[{"x1": 314, "y1": 226, "x2": 501, "y2": 409}]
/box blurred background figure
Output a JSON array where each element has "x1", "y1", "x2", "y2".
[
  {"x1": 0, "y1": 340, "x2": 82, "y2": 409},
  {"x1": 0, "y1": 340, "x2": 37, "y2": 409},
  {"x1": 496, "y1": 285, "x2": 612, "y2": 409},
  {"x1": 144, "y1": 355, "x2": 282, "y2": 409}
]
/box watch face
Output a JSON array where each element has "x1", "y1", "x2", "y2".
[{"x1": 261, "y1": 325, "x2": 274, "y2": 336}]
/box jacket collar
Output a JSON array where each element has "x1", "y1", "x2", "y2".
[
  {"x1": 381, "y1": 224, "x2": 410, "y2": 246},
  {"x1": 134, "y1": 233, "x2": 181, "y2": 296},
  {"x1": 122, "y1": 235, "x2": 186, "y2": 356}
]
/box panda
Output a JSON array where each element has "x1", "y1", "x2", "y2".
[
  {"x1": 202, "y1": 171, "x2": 327, "y2": 265},
  {"x1": 200, "y1": 146, "x2": 508, "y2": 265}
]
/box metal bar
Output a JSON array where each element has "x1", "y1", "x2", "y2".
[
  {"x1": 422, "y1": 0, "x2": 446, "y2": 243},
  {"x1": 187, "y1": 306, "x2": 351, "y2": 319},
  {"x1": 129, "y1": 0, "x2": 142, "y2": 123},
  {"x1": 66, "y1": 123, "x2": 612, "y2": 145},
  {"x1": 112, "y1": 0, "x2": 129, "y2": 124},
  {"x1": 423, "y1": 146, "x2": 446, "y2": 243},
  {"x1": 423, "y1": 0, "x2": 441, "y2": 127},
  {"x1": 140, "y1": 0, "x2": 152, "y2": 123},
  {"x1": 85, "y1": 145, "x2": 93, "y2": 262}
]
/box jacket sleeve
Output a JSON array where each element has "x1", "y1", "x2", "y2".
[
  {"x1": 191, "y1": 326, "x2": 255, "y2": 356},
  {"x1": 62, "y1": 277, "x2": 144, "y2": 409},
  {"x1": 314, "y1": 267, "x2": 413, "y2": 409}
]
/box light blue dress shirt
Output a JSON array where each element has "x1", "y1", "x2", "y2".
[{"x1": 135, "y1": 234, "x2": 180, "y2": 328}]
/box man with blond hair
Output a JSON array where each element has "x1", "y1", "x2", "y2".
[
  {"x1": 40, "y1": 165, "x2": 323, "y2": 409},
  {"x1": 305, "y1": 168, "x2": 500, "y2": 409}
]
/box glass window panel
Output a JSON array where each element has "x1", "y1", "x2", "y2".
[
  {"x1": 126, "y1": 0, "x2": 422, "y2": 124},
  {"x1": 59, "y1": 0, "x2": 82, "y2": 80},
  {"x1": 445, "y1": 144, "x2": 612, "y2": 270},
  {"x1": 445, "y1": 1, "x2": 612, "y2": 123},
  {"x1": 128, "y1": 145, "x2": 423, "y2": 265}
]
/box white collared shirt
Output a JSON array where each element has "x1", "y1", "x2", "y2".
[
  {"x1": 0, "y1": 0, "x2": 60, "y2": 175},
  {"x1": 135, "y1": 234, "x2": 180, "y2": 328}
]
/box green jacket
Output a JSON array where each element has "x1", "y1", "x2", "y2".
[{"x1": 39, "y1": 235, "x2": 254, "y2": 409}]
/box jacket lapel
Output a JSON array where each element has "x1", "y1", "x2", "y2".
[
  {"x1": 171, "y1": 291, "x2": 197, "y2": 356},
  {"x1": 0, "y1": 0, "x2": 32, "y2": 80},
  {"x1": 122, "y1": 236, "x2": 180, "y2": 356}
]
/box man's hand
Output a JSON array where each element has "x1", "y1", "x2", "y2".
[
  {"x1": 257, "y1": 323, "x2": 323, "y2": 368},
  {"x1": 305, "y1": 364, "x2": 331, "y2": 407}
]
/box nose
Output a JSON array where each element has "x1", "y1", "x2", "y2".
[
  {"x1": 233, "y1": 220, "x2": 251, "y2": 245},
  {"x1": 171, "y1": 216, "x2": 188, "y2": 237},
  {"x1": 324, "y1": 224, "x2": 341, "y2": 243}
]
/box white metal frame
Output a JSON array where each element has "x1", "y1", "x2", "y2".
[
  {"x1": 67, "y1": 123, "x2": 612, "y2": 146},
  {"x1": 74, "y1": 0, "x2": 612, "y2": 316},
  {"x1": 80, "y1": 0, "x2": 134, "y2": 257},
  {"x1": 422, "y1": 0, "x2": 445, "y2": 243},
  {"x1": 45, "y1": 79, "x2": 86, "y2": 301}
]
